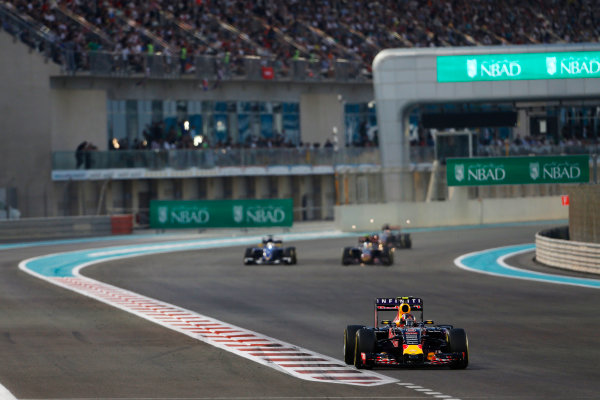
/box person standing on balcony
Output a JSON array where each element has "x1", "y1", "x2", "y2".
[
  {"x1": 146, "y1": 41, "x2": 154, "y2": 76},
  {"x1": 75, "y1": 141, "x2": 88, "y2": 169},
  {"x1": 180, "y1": 44, "x2": 188, "y2": 74}
]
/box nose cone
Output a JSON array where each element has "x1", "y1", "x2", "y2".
[{"x1": 402, "y1": 344, "x2": 423, "y2": 355}]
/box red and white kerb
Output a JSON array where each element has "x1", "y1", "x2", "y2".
[{"x1": 51, "y1": 276, "x2": 398, "y2": 386}]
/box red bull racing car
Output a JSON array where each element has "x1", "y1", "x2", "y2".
[
  {"x1": 344, "y1": 297, "x2": 468, "y2": 369},
  {"x1": 341, "y1": 234, "x2": 394, "y2": 266},
  {"x1": 243, "y1": 235, "x2": 297, "y2": 265}
]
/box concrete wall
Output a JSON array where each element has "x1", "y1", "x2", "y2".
[
  {"x1": 0, "y1": 32, "x2": 60, "y2": 217},
  {"x1": 334, "y1": 188, "x2": 568, "y2": 231},
  {"x1": 300, "y1": 93, "x2": 344, "y2": 146},
  {"x1": 567, "y1": 184, "x2": 600, "y2": 244},
  {"x1": 536, "y1": 228, "x2": 600, "y2": 274},
  {"x1": 51, "y1": 88, "x2": 107, "y2": 151},
  {"x1": 51, "y1": 76, "x2": 373, "y2": 107}
]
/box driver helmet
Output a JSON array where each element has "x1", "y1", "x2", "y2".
[
  {"x1": 262, "y1": 235, "x2": 274, "y2": 244},
  {"x1": 402, "y1": 313, "x2": 415, "y2": 327}
]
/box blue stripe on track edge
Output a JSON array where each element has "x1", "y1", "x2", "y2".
[{"x1": 454, "y1": 244, "x2": 600, "y2": 289}]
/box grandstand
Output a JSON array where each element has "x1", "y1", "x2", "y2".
[{"x1": 0, "y1": 1, "x2": 599, "y2": 221}]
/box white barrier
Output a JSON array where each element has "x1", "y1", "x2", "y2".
[
  {"x1": 335, "y1": 194, "x2": 568, "y2": 231},
  {"x1": 535, "y1": 232, "x2": 600, "y2": 275}
]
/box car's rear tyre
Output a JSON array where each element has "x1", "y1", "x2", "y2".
[
  {"x1": 448, "y1": 328, "x2": 469, "y2": 369},
  {"x1": 343, "y1": 325, "x2": 364, "y2": 365},
  {"x1": 354, "y1": 328, "x2": 376, "y2": 369},
  {"x1": 243, "y1": 248, "x2": 254, "y2": 265}
]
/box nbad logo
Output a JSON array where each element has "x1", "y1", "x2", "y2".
[
  {"x1": 467, "y1": 164, "x2": 506, "y2": 182},
  {"x1": 169, "y1": 207, "x2": 210, "y2": 225},
  {"x1": 542, "y1": 163, "x2": 581, "y2": 180},
  {"x1": 468, "y1": 59, "x2": 522, "y2": 79},
  {"x1": 246, "y1": 206, "x2": 287, "y2": 224},
  {"x1": 233, "y1": 205, "x2": 243, "y2": 223}
]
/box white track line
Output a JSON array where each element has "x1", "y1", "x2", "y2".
[{"x1": 19, "y1": 255, "x2": 397, "y2": 387}]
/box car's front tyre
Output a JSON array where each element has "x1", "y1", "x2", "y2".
[
  {"x1": 447, "y1": 328, "x2": 469, "y2": 369},
  {"x1": 343, "y1": 325, "x2": 364, "y2": 365},
  {"x1": 354, "y1": 328, "x2": 376, "y2": 369}
]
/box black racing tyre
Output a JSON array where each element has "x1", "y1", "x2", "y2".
[
  {"x1": 381, "y1": 248, "x2": 393, "y2": 266},
  {"x1": 243, "y1": 248, "x2": 254, "y2": 265},
  {"x1": 341, "y1": 247, "x2": 354, "y2": 265},
  {"x1": 447, "y1": 328, "x2": 469, "y2": 369},
  {"x1": 385, "y1": 237, "x2": 393, "y2": 247},
  {"x1": 354, "y1": 328, "x2": 376, "y2": 369},
  {"x1": 402, "y1": 234, "x2": 412, "y2": 249},
  {"x1": 284, "y1": 247, "x2": 297, "y2": 264},
  {"x1": 343, "y1": 325, "x2": 364, "y2": 365}
]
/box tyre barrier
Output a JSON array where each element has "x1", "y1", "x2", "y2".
[{"x1": 536, "y1": 226, "x2": 600, "y2": 275}]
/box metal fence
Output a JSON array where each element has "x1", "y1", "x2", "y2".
[{"x1": 85, "y1": 51, "x2": 367, "y2": 82}]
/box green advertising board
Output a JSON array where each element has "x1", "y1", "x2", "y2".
[
  {"x1": 437, "y1": 51, "x2": 600, "y2": 82},
  {"x1": 446, "y1": 155, "x2": 589, "y2": 186},
  {"x1": 150, "y1": 199, "x2": 293, "y2": 229}
]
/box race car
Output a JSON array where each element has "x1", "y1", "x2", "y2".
[
  {"x1": 243, "y1": 235, "x2": 297, "y2": 265},
  {"x1": 343, "y1": 296, "x2": 468, "y2": 369},
  {"x1": 381, "y1": 224, "x2": 412, "y2": 249},
  {"x1": 341, "y1": 234, "x2": 393, "y2": 266}
]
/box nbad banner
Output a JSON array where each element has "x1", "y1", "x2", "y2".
[
  {"x1": 437, "y1": 51, "x2": 600, "y2": 82},
  {"x1": 446, "y1": 155, "x2": 589, "y2": 186},
  {"x1": 150, "y1": 199, "x2": 293, "y2": 228}
]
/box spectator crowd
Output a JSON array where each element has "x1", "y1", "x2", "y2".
[
  {"x1": 2, "y1": 0, "x2": 600, "y2": 77},
  {"x1": 4, "y1": 0, "x2": 600, "y2": 157}
]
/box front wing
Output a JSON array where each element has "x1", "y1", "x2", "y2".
[
  {"x1": 361, "y1": 351, "x2": 466, "y2": 368},
  {"x1": 244, "y1": 248, "x2": 294, "y2": 265}
]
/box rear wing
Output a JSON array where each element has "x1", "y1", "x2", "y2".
[{"x1": 374, "y1": 297, "x2": 423, "y2": 326}]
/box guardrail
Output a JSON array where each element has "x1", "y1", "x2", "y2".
[
  {"x1": 52, "y1": 146, "x2": 599, "y2": 172},
  {"x1": 535, "y1": 227, "x2": 600, "y2": 274},
  {"x1": 53, "y1": 147, "x2": 381, "y2": 171},
  {"x1": 0, "y1": 216, "x2": 114, "y2": 242}
]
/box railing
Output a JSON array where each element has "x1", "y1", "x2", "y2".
[
  {"x1": 83, "y1": 51, "x2": 366, "y2": 81},
  {"x1": 53, "y1": 144, "x2": 600, "y2": 172},
  {"x1": 476, "y1": 142, "x2": 600, "y2": 157},
  {"x1": 53, "y1": 147, "x2": 381, "y2": 171}
]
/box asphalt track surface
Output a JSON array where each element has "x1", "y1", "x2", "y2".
[{"x1": 1, "y1": 223, "x2": 599, "y2": 399}]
